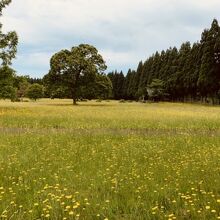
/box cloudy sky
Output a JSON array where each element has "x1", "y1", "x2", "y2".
[{"x1": 2, "y1": 0, "x2": 220, "y2": 78}]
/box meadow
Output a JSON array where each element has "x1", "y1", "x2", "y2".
[{"x1": 0, "y1": 99, "x2": 220, "y2": 220}]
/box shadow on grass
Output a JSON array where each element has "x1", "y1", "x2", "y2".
[{"x1": 45, "y1": 103, "x2": 114, "y2": 107}]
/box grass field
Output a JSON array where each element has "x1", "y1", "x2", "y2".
[{"x1": 0, "y1": 99, "x2": 220, "y2": 219}]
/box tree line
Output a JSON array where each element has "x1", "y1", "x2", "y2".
[
  {"x1": 108, "y1": 19, "x2": 220, "y2": 104},
  {"x1": 0, "y1": 0, "x2": 220, "y2": 104}
]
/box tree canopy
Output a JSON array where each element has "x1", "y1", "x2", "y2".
[
  {"x1": 0, "y1": 0, "x2": 18, "y2": 66},
  {"x1": 45, "y1": 44, "x2": 107, "y2": 104},
  {"x1": 26, "y1": 83, "x2": 44, "y2": 101},
  {"x1": 0, "y1": 0, "x2": 18, "y2": 100}
]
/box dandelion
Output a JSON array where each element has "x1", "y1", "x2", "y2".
[
  {"x1": 69, "y1": 211, "x2": 74, "y2": 215},
  {"x1": 152, "y1": 206, "x2": 158, "y2": 211},
  {"x1": 73, "y1": 205, "x2": 78, "y2": 209}
]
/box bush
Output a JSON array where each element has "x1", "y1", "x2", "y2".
[{"x1": 26, "y1": 83, "x2": 44, "y2": 101}]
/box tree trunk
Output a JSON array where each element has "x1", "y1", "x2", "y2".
[
  {"x1": 73, "y1": 98, "x2": 77, "y2": 105},
  {"x1": 71, "y1": 72, "x2": 81, "y2": 105},
  {"x1": 71, "y1": 88, "x2": 77, "y2": 105}
]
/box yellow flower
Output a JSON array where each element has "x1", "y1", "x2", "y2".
[
  {"x1": 69, "y1": 211, "x2": 74, "y2": 215},
  {"x1": 65, "y1": 205, "x2": 71, "y2": 209},
  {"x1": 152, "y1": 206, "x2": 158, "y2": 211},
  {"x1": 205, "y1": 206, "x2": 210, "y2": 210}
]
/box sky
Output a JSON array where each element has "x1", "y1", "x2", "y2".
[{"x1": 2, "y1": 0, "x2": 220, "y2": 78}]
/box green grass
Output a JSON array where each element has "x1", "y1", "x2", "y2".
[{"x1": 0, "y1": 99, "x2": 220, "y2": 219}]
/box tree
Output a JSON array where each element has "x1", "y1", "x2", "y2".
[
  {"x1": 0, "y1": 0, "x2": 18, "y2": 101},
  {"x1": 0, "y1": 65, "x2": 16, "y2": 100},
  {"x1": 26, "y1": 83, "x2": 44, "y2": 101},
  {"x1": 0, "y1": 0, "x2": 18, "y2": 66},
  {"x1": 197, "y1": 19, "x2": 220, "y2": 103},
  {"x1": 94, "y1": 74, "x2": 112, "y2": 99},
  {"x1": 43, "y1": 73, "x2": 70, "y2": 99},
  {"x1": 147, "y1": 79, "x2": 165, "y2": 102},
  {"x1": 136, "y1": 86, "x2": 148, "y2": 102},
  {"x1": 47, "y1": 44, "x2": 107, "y2": 105},
  {"x1": 108, "y1": 71, "x2": 125, "y2": 99},
  {"x1": 13, "y1": 75, "x2": 30, "y2": 100}
]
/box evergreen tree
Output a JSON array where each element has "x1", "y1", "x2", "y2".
[{"x1": 198, "y1": 20, "x2": 220, "y2": 102}]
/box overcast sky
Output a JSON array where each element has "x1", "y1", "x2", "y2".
[{"x1": 2, "y1": 0, "x2": 220, "y2": 78}]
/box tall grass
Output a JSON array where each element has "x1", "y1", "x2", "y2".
[{"x1": 0, "y1": 99, "x2": 220, "y2": 219}]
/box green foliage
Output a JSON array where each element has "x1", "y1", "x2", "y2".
[
  {"x1": 13, "y1": 75, "x2": 30, "y2": 99},
  {"x1": 147, "y1": 79, "x2": 165, "y2": 101},
  {"x1": 94, "y1": 74, "x2": 112, "y2": 99},
  {"x1": 136, "y1": 87, "x2": 148, "y2": 101},
  {"x1": 0, "y1": 65, "x2": 16, "y2": 100},
  {"x1": 108, "y1": 71, "x2": 125, "y2": 99},
  {"x1": 0, "y1": 0, "x2": 18, "y2": 66},
  {"x1": 26, "y1": 83, "x2": 44, "y2": 101},
  {"x1": 46, "y1": 44, "x2": 107, "y2": 104},
  {"x1": 0, "y1": 0, "x2": 18, "y2": 102}
]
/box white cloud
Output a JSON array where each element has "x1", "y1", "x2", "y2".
[
  {"x1": 1, "y1": 0, "x2": 220, "y2": 77},
  {"x1": 101, "y1": 49, "x2": 141, "y2": 72}
]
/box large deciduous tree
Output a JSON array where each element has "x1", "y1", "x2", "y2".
[{"x1": 47, "y1": 44, "x2": 107, "y2": 104}]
